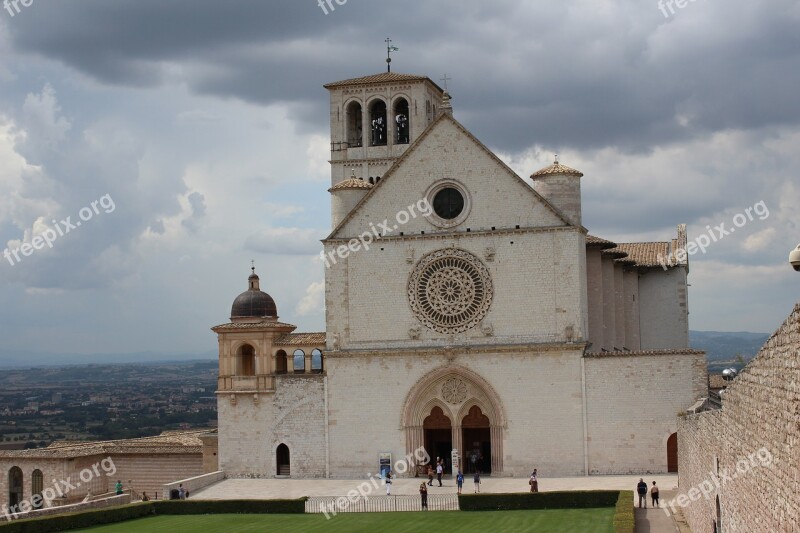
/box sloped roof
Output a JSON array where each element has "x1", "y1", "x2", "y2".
[
  {"x1": 274, "y1": 332, "x2": 326, "y2": 346},
  {"x1": 211, "y1": 320, "x2": 296, "y2": 332},
  {"x1": 324, "y1": 72, "x2": 442, "y2": 91},
  {"x1": 585, "y1": 349, "x2": 705, "y2": 358},
  {"x1": 329, "y1": 178, "x2": 374, "y2": 192},
  {"x1": 531, "y1": 161, "x2": 584, "y2": 178},
  {"x1": 0, "y1": 430, "x2": 212, "y2": 459},
  {"x1": 613, "y1": 242, "x2": 672, "y2": 268},
  {"x1": 586, "y1": 235, "x2": 617, "y2": 249}
]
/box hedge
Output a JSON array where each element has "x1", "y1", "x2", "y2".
[
  {"x1": 0, "y1": 498, "x2": 307, "y2": 532},
  {"x1": 458, "y1": 490, "x2": 621, "y2": 511},
  {"x1": 153, "y1": 499, "x2": 306, "y2": 515},
  {"x1": 0, "y1": 503, "x2": 155, "y2": 533},
  {"x1": 613, "y1": 491, "x2": 635, "y2": 533}
]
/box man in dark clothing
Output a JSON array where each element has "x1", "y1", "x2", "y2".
[{"x1": 637, "y1": 478, "x2": 648, "y2": 508}]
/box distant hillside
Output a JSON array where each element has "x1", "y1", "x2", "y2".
[
  {"x1": 0, "y1": 350, "x2": 217, "y2": 369},
  {"x1": 690, "y1": 330, "x2": 769, "y2": 362}
]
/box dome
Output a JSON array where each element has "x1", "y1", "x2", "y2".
[{"x1": 230, "y1": 268, "x2": 278, "y2": 319}]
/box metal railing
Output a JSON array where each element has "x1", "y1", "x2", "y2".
[{"x1": 306, "y1": 494, "x2": 459, "y2": 514}]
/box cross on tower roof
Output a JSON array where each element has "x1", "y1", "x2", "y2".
[{"x1": 440, "y1": 74, "x2": 452, "y2": 92}]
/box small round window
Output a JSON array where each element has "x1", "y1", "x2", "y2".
[{"x1": 433, "y1": 187, "x2": 465, "y2": 220}]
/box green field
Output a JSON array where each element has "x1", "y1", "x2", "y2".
[{"x1": 76, "y1": 509, "x2": 616, "y2": 533}]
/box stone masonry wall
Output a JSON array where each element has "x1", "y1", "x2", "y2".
[
  {"x1": 585, "y1": 351, "x2": 707, "y2": 474},
  {"x1": 678, "y1": 303, "x2": 800, "y2": 533}
]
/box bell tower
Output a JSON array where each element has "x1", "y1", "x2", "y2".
[{"x1": 323, "y1": 72, "x2": 446, "y2": 200}]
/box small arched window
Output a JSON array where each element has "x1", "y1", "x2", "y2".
[
  {"x1": 311, "y1": 349, "x2": 323, "y2": 373},
  {"x1": 8, "y1": 467, "x2": 23, "y2": 509},
  {"x1": 369, "y1": 100, "x2": 387, "y2": 146},
  {"x1": 345, "y1": 101, "x2": 363, "y2": 147},
  {"x1": 293, "y1": 350, "x2": 306, "y2": 373},
  {"x1": 31, "y1": 470, "x2": 44, "y2": 509},
  {"x1": 237, "y1": 344, "x2": 256, "y2": 376},
  {"x1": 394, "y1": 98, "x2": 410, "y2": 144},
  {"x1": 275, "y1": 350, "x2": 287, "y2": 375}
]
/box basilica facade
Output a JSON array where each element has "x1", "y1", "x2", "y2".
[{"x1": 212, "y1": 72, "x2": 707, "y2": 479}]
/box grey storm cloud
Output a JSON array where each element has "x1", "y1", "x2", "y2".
[{"x1": 6, "y1": 0, "x2": 800, "y2": 151}]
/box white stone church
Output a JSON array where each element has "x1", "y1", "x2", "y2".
[{"x1": 212, "y1": 72, "x2": 707, "y2": 479}]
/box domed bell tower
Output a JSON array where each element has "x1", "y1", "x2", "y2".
[{"x1": 213, "y1": 266, "x2": 295, "y2": 395}]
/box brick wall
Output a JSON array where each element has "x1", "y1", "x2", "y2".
[{"x1": 678, "y1": 303, "x2": 800, "y2": 532}]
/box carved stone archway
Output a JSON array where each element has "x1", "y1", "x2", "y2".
[{"x1": 402, "y1": 365, "x2": 506, "y2": 475}]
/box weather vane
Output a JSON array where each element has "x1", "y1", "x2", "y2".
[{"x1": 385, "y1": 38, "x2": 399, "y2": 73}]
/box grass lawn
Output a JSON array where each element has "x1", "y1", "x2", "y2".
[{"x1": 76, "y1": 508, "x2": 616, "y2": 533}]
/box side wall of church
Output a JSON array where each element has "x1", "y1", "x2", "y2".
[
  {"x1": 639, "y1": 267, "x2": 689, "y2": 349},
  {"x1": 584, "y1": 351, "x2": 706, "y2": 474},
  {"x1": 218, "y1": 375, "x2": 326, "y2": 478},
  {"x1": 677, "y1": 304, "x2": 800, "y2": 533},
  {"x1": 326, "y1": 348, "x2": 587, "y2": 478}
]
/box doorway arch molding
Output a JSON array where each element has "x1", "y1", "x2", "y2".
[{"x1": 401, "y1": 365, "x2": 506, "y2": 474}]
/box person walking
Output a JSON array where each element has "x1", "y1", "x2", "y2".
[
  {"x1": 637, "y1": 478, "x2": 648, "y2": 508},
  {"x1": 419, "y1": 482, "x2": 428, "y2": 510},
  {"x1": 456, "y1": 470, "x2": 464, "y2": 495},
  {"x1": 651, "y1": 481, "x2": 660, "y2": 508},
  {"x1": 473, "y1": 471, "x2": 481, "y2": 493},
  {"x1": 427, "y1": 465, "x2": 434, "y2": 486},
  {"x1": 115, "y1": 480, "x2": 123, "y2": 495},
  {"x1": 385, "y1": 471, "x2": 393, "y2": 495},
  {"x1": 436, "y1": 461, "x2": 443, "y2": 487},
  {"x1": 178, "y1": 484, "x2": 186, "y2": 500},
  {"x1": 529, "y1": 469, "x2": 539, "y2": 493}
]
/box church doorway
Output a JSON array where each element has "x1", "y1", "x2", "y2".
[
  {"x1": 276, "y1": 444, "x2": 291, "y2": 476},
  {"x1": 423, "y1": 406, "x2": 452, "y2": 474},
  {"x1": 462, "y1": 405, "x2": 491, "y2": 474},
  {"x1": 667, "y1": 433, "x2": 678, "y2": 473}
]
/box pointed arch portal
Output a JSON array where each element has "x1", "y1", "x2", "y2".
[{"x1": 402, "y1": 365, "x2": 506, "y2": 475}]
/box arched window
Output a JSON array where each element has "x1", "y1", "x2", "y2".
[
  {"x1": 275, "y1": 350, "x2": 287, "y2": 375},
  {"x1": 293, "y1": 350, "x2": 306, "y2": 373},
  {"x1": 345, "y1": 101, "x2": 363, "y2": 147},
  {"x1": 31, "y1": 470, "x2": 44, "y2": 509},
  {"x1": 311, "y1": 349, "x2": 323, "y2": 373},
  {"x1": 8, "y1": 467, "x2": 23, "y2": 510},
  {"x1": 237, "y1": 344, "x2": 256, "y2": 377},
  {"x1": 277, "y1": 443, "x2": 291, "y2": 476},
  {"x1": 369, "y1": 100, "x2": 387, "y2": 146},
  {"x1": 394, "y1": 98, "x2": 410, "y2": 144},
  {"x1": 368, "y1": 177, "x2": 374, "y2": 185}
]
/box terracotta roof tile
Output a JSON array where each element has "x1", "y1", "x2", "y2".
[
  {"x1": 329, "y1": 178, "x2": 374, "y2": 192},
  {"x1": 324, "y1": 72, "x2": 440, "y2": 90},
  {"x1": 586, "y1": 235, "x2": 617, "y2": 249},
  {"x1": 614, "y1": 242, "x2": 672, "y2": 268},
  {"x1": 274, "y1": 332, "x2": 326, "y2": 346},
  {"x1": 585, "y1": 349, "x2": 705, "y2": 358},
  {"x1": 212, "y1": 321, "x2": 296, "y2": 331},
  {"x1": 0, "y1": 430, "x2": 212, "y2": 459},
  {"x1": 531, "y1": 161, "x2": 584, "y2": 178}
]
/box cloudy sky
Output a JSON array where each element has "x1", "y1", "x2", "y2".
[{"x1": 0, "y1": 0, "x2": 798, "y2": 361}]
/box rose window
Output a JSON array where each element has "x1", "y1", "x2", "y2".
[{"x1": 408, "y1": 249, "x2": 493, "y2": 334}]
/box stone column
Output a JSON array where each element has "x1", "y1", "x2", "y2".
[
  {"x1": 405, "y1": 426, "x2": 424, "y2": 475},
  {"x1": 491, "y1": 425, "x2": 504, "y2": 474},
  {"x1": 452, "y1": 425, "x2": 463, "y2": 472}
]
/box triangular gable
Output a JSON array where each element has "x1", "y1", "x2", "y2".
[{"x1": 326, "y1": 113, "x2": 579, "y2": 240}]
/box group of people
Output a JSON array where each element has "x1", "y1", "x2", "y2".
[{"x1": 636, "y1": 478, "x2": 660, "y2": 508}]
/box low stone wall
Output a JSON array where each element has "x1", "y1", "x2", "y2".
[
  {"x1": 677, "y1": 303, "x2": 800, "y2": 532},
  {"x1": 163, "y1": 471, "x2": 225, "y2": 499},
  {"x1": 2, "y1": 493, "x2": 131, "y2": 521}
]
